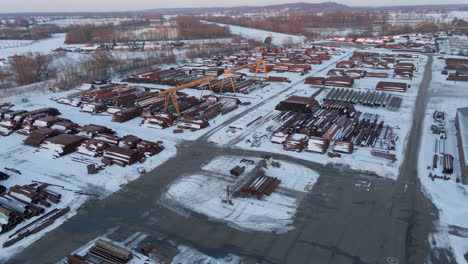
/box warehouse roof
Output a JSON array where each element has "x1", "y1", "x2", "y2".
[{"x1": 457, "y1": 107, "x2": 468, "y2": 166}]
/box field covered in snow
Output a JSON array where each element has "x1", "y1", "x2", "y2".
[
  {"x1": 205, "y1": 21, "x2": 306, "y2": 46},
  {"x1": 0, "y1": 34, "x2": 85, "y2": 59},
  {"x1": 161, "y1": 155, "x2": 319, "y2": 233},
  {"x1": 418, "y1": 56, "x2": 468, "y2": 264}
]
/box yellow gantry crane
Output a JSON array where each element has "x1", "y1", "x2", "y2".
[
  {"x1": 220, "y1": 59, "x2": 269, "y2": 93},
  {"x1": 158, "y1": 76, "x2": 215, "y2": 115}
]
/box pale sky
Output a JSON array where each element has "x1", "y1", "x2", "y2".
[{"x1": 1, "y1": 0, "x2": 467, "y2": 13}]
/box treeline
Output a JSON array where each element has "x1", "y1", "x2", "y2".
[
  {"x1": 175, "y1": 17, "x2": 231, "y2": 40},
  {"x1": 0, "y1": 24, "x2": 62, "y2": 40},
  {"x1": 206, "y1": 11, "x2": 387, "y2": 35},
  {"x1": 65, "y1": 17, "x2": 231, "y2": 44},
  {"x1": 65, "y1": 25, "x2": 114, "y2": 44}
]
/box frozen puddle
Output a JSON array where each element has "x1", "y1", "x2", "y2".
[{"x1": 162, "y1": 156, "x2": 320, "y2": 233}]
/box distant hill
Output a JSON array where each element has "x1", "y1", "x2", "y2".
[
  {"x1": 253, "y1": 2, "x2": 351, "y2": 11},
  {"x1": 139, "y1": 2, "x2": 351, "y2": 14},
  {"x1": 1, "y1": 2, "x2": 468, "y2": 16}
]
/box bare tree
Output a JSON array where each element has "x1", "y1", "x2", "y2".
[{"x1": 9, "y1": 52, "x2": 52, "y2": 85}]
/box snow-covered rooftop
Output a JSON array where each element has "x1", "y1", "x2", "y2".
[{"x1": 457, "y1": 107, "x2": 468, "y2": 166}]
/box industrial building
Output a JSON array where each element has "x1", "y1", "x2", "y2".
[{"x1": 456, "y1": 107, "x2": 468, "y2": 184}]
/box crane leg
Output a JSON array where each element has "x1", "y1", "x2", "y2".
[
  {"x1": 164, "y1": 95, "x2": 170, "y2": 113},
  {"x1": 230, "y1": 76, "x2": 236, "y2": 93},
  {"x1": 171, "y1": 93, "x2": 180, "y2": 115}
]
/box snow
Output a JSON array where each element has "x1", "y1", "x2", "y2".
[
  {"x1": 209, "y1": 49, "x2": 427, "y2": 179},
  {"x1": 0, "y1": 34, "x2": 81, "y2": 59},
  {"x1": 57, "y1": 230, "x2": 243, "y2": 264},
  {"x1": 418, "y1": 55, "x2": 468, "y2": 263},
  {"x1": 204, "y1": 21, "x2": 306, "y2": 45},
  {"x1": 458, "y1": 108, "x2": 468, "y2": 166},
  {"x1": 162, "y1": 155, "x2": 319, "y2": 233},
  {"x1": 0, "y1": 88, "x2": 180, "y2": 261}
]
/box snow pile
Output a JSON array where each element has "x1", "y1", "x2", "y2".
[{"x1": 162, "y1": 156, "x2": 319, "y2": 233}]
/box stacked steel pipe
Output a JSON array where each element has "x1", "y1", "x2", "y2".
[
  {"x1": 88, "y1": 239, "x2": 133, "y2": 264},
  {"x1": 0, "y1": 184, "x2": 62, "y2": 235},
  {"x1": 240, "y1": 172, "x2": 281, "y2": 199}
]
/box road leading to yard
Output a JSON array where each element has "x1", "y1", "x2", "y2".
[{"x1": 5, "y1": 55, "x2": 454, "y2": 264}]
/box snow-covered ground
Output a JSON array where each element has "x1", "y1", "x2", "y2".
[
  {"x1": 204, "y1": 21, "x2": 306, "y2": 45},
  {"x1": 39, "y1": 18, "x2": 121, "y2": 27},
  {"x1": 0, "y1": 34, "x2": 85, "y2": 59},
  {"x1": 418, "y1": 56, "x2": 468, "y2": 264},
  {"x1": 57, "y1": 230, "x2": 243, "y2": 264},
  {"x1": 0, "y1": 87, "x2": 179, "y2": 261},
  {"x1": 161, "y1": 155, "x2": 319, "y2": 233},
  {"x1": 209, "y1": 49, "x2": 427, "y2": 179}
]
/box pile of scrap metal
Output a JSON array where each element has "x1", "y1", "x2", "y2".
[{"x1": 240, "y1": 171, "x2": 281, "y2": 199}]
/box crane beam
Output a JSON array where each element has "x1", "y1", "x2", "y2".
[
  {"x1": 158, "y1": 76, "x2": 215, "y2": 115},
  {"x1": 220, "y1": 60, "x2": 268, "y2": 93}
]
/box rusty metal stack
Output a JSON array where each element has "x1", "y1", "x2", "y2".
[
  {"x1": 240, "y1": 172, "x2": 281, "y2": 199},
  {"x1": 0, "y1": 184, "x2": 63, "y2": 236},
  {"x1": 102, "y1": 146, "x2": 144, "y2": 167},
  {"x1": 112, "y1": 108, "x2": 142, "y2": 123},
  {"x1": 88, "y1": 239, "x2": 133, "y2": 264}
]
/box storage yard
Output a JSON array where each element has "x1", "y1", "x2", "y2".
[
  {"x1": 417, "y1": 56, "x2": 468, "y2": 264},
  {"x1": 208, "y1": 49, "x2": 428, "y2": 179},
  {"x1": 162, "y1": 155, "x2": 319, "y2": 233},
  {"x1": 1, "y1": 31, "x2": 467, "y2": 264},
  {"x1": 59, "y1": 231, "x2": 243, "y2": 264}
]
